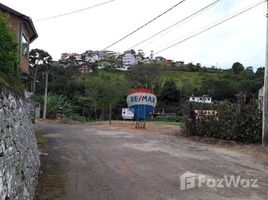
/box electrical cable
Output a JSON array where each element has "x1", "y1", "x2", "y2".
[
  {"x1": 155, "y1": 0, "x2": 265, "y2": 55},
  {"x1": 34, "y1": 0, "x2": 115, "y2": 22},
  {"x1": 129, "y1": 0, "x2": 221, "y2": 50},
  {"x1": 102, "y1": 0, "x2": 187, "y2": 50}
]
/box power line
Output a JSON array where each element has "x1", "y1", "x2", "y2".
[
  {"x1": 102, "y1": 0, "x2": 187, "y2": 50},
  {"x1": 34, "y1": 0, "x2": 115, "y2": 22},
  {"x1": 155, "y1": 0, "x2": 266, "y2": 55},
  {"x1": 129, "y1": 0, "x2": 221, "y2": 50}
]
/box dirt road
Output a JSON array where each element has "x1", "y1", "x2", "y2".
[{"x1": 35, "y1": 121, "x2": 268, "y2": 200}]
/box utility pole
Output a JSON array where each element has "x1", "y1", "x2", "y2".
[
  {"x1": 43, "y1": 67, "x2": 48, "y2": 119},
  {"x1": 263, "y1": 0, "x2": 268, "y2": 147},
  {"x1": 109, "y1": 104, "x2": 112, "y2": 125}
]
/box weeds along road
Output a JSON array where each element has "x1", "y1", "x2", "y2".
[{"x1": 35, "y1": 121, "x2": 268, "y2": 200}]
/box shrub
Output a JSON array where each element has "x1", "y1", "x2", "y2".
[
  {"x1": 184, "y1": 97, "x2": 262, "y2": 143},
  {"x1": 0, "y1": 13, "x2": 18, "y2": 76},
  {"x1": 36, "y1": 94, "x2": 74, "y2": 119}
]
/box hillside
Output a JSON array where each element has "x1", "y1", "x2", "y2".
[
  {"x1": 100, "y1": 69, "x2": 262, "y2": 99},
  {"x1": 161, "y1": 71, "x2": 219, "y2": 93},
  {"x1": 97, "y1": 70, "x2": 217, "y2": 87},
  {"x1": 95, "y1": 70, "x2": 247, "y2": 96}
]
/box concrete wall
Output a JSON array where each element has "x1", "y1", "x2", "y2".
[{"x1": 0, "y1": 90, "x2": 40, "y2": 200}]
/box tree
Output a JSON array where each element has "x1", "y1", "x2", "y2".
[
  {"x1": 232, "y1": 62, "x2": 244, "y2": 74},
  {"x1": 36, "y1": 94, "x2": 74, "y2": 119},
  {"x1": 127, "y1": 64, "x2": 160, "y2": 91},
  {"x1": 29, "y1": 49, "x2": 52, "y2": 94},
  {"x1": 202, "y1": 78, "x2": 236, "y2": 100},
  {"x1": 137, "y1": 49, "x2": 145, "y2": 62},
  {"x1": 159, "y1": 80, "x2": 180, "y2": 112},
  {"x1": 0, "y1": 13, "x2": 18, "y2": 75},
  {"x1": 81, "y1": 73, "x2": 129, "y2": 119},
  {"x1": 255, "y1": 67, "x2": 264, "y2": 79}
]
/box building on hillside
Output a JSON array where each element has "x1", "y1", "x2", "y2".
[
  {"x1": 155, "y1": 56, "x2": 166, "y2": 62},
  {"x1": 59, "y1": 53, "x2": 83, "y2": 68},
  {"x1": 80, "y1": 50, "x2": 120, "y2": 64},
  {"x1": 246, "y1": 66, "x2": 254, "y2": 72},
  {"x1": 86, "y1": 54, "x2": 99, "y2": 63},
  {"x1": 141, "y1": 58, "x2": 150, "y2": 64},
  {"x1": 95, "y1": 50, "x2": 117, "y2": 60},
  {"x1": 136, "y1": 49, "x2": 145, "y2": 63},
  {"x1": 60, "y1": 53, "x2": 81, "y2": 61},
  {"x1": 175, "y1": 61, "x2": 184, "y2": 67},
  {"x1": 164, "y1": 59, "x2": 173, "y2": 66},
  {"x1": 81, "y1": 50, "x2": 99, "y2": 63},
  {"x1": 79, "y1": 64, "x2": 92, "y2": 74},
  {"x1": 97, "y1": 62, "x2": 111, "y2": 70},
  {"x1": 136, "y1": 54, "x2": 144, "y2": 63},
  {"x1": 189, "y1": 95, "x2": 212, "y2": 104},
  {"x1": 0, "y1": 3, "x2": 38, "y2": 77},
  {"x1": 122, "y1": 50, "x2": 137, "y2": 70}
]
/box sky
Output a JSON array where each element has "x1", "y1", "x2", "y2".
[{"x1": 1, "y1": 0, "x2": 267, "y2": 69}]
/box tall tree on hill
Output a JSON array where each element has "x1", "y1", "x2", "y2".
[
  {"x1": 159, "y1": 80, "x2": 181, "y2": 112},
  {"x1": 29, "y1": 49, "x2": 52, "y2": 94},
  {"x1": 232, "y1": 62, "x2": 244, "y2": 74}
]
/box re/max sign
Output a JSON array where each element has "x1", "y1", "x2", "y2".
[{"x1": 130, "y1": 95, "x2": 156, "y2": 103}]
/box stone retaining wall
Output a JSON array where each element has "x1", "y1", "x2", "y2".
[{"x1": 0, "y1": 90, "x2": 40, "y2": 200}]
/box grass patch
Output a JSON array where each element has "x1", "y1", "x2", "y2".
[
  {"x1": 151, "y1": 120, "x2": 185, "y2": 126},
  {"x1": 161, "y1": 71, "x2": 219, "y2": 92},
  {"x1": 86, "y1": 120, "x2": 106, "y2": 125},
  {"x1": 34, "y1": 164, "x2": 66, "y2": 200},
  {"x1": 34, "y1": 133, "x2": 66, "y2": 200},
  {"x1": 36, "y1": 135, "x2": 48, "y2": 146}
]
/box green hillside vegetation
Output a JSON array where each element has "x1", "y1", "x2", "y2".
[
  {"x1": 33, "y1": 62, "x2": 264, "y2": 122},
  {"x1": 79, "y1": 69, "x2": 263, "y2": 98},
  {"x1": 0, "y1": 14, "x2": 23, "y2": 92},
  {"x1": 161, "y1": 71, "x2": 218, "y2": 94}
]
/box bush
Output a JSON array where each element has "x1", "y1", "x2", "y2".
[
  {"x1": 36, "y1": 94, "x2": 74, "y2": 119},
  {"x1": 184, "y1": 97, "x2": 262, "y2": 143},
  {"x1": 0, "y1": 13, "x2": 18, "y2": 76}
]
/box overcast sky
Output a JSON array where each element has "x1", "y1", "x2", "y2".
[{"x1": 1, "y1": 0, "x2": 266, "y2": 69}]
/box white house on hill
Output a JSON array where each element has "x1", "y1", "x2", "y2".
[{"x1": 189, "y1": 95, "x2": 212, "y2": 104}]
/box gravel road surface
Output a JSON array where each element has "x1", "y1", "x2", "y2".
[{"x1": 35, "y1": 121, "x2": 268, "y2": 200}]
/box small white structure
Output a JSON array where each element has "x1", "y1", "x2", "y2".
[
  {"x1": 189, "y1": 95, "x2": 212, "y2": 104},
  {"x1": 85, "y1": 54, "x2": 99, "y2": 63},
  {"x1": 122, "y1": 108, "x2": 134, "y2": 120},
  {"x1": 122, "y1": 50, "x2": 137, "y2": 69},
  {"x1": 259, "y1": 86, "x2": 264, "y2": 109},
  {"x1": 142, "y1": 58, "x2": 150, "y2": 64}
]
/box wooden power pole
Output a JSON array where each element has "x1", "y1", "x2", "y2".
[
  {"x1": 43, "y1": 67, "x2": 48, "y2": 119},
  {"x1": 109, "y1": 104, "x2": 112, "y2": 125},
  {"x1": 263, "y1": 0, "x2": 268, "y2": 147}
]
